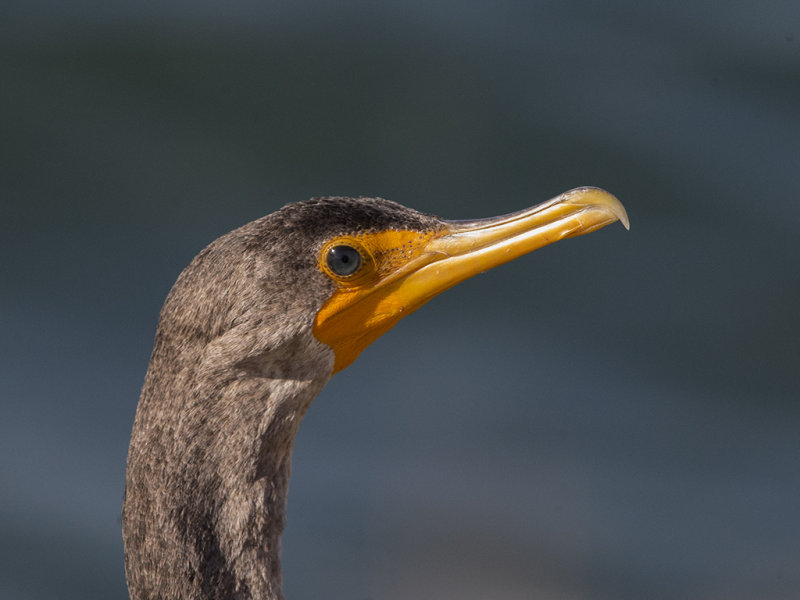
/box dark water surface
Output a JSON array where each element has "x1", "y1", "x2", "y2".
[{"x1": 2, "y1": 2, "x2": 799, "y2": 599}]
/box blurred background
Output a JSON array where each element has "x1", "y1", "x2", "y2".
[{"x1": 2, "y1": 1, "x2": 799, "y2": 599}]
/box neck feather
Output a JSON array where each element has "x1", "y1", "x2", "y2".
[{"x1": 123, "y1": 325, "x2": 332, "y2": 600}]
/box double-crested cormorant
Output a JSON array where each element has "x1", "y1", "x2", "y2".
[{"x1": 122, "y1": 187, "x2": 628, "y2": 600}]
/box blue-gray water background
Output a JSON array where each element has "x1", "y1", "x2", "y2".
[{"x1": 2, "y1": 2, "x2": 799, "y2": 599}]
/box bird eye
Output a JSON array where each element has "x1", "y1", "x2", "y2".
[{"x1": 327, "y1": 245, "x2": 362, "y2": 276}]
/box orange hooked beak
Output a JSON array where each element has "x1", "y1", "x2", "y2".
[{"x1": 313, "y1": 187, "x2": 629, "y2": 373}]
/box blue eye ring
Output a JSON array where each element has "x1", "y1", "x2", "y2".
[{"x1": 327, "y1": 245, "x2": 362, "y2": 276}]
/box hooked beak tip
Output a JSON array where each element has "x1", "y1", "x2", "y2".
[{"x1": 563, "y1": 187, "x2": 630, "y2": 231}]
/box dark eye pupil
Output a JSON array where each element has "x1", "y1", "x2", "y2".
[{"x1": 327, "y1": 245, "x2": 362, "y2": 276}]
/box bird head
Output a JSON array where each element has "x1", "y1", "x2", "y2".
[{"x1": 156, "y1": 187, "x2": 627, "y2": 383}]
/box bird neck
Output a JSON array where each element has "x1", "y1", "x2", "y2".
[{"x1": 123, "y1": 325, "x2": 333, "y2": 600}]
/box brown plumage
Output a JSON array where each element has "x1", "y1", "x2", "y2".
[{"x1": 123, "y1": 192, "x2": 627, "y2": 600}]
